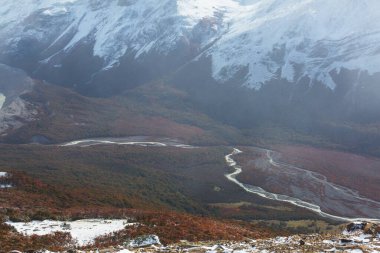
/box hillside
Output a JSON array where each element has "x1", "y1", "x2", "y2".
[{"x1": 1, "y1": 0, "x2": 380, "y2": 251}]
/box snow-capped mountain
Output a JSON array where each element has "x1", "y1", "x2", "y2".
[
  {"x1": 0, "y1": 0, "x2": 229, "y2": 73},
  {"x1": 209, "y1": 0, "x2": 380, "y2": 89},
  {"x1": 1, "y1": 0, "x2": 380, "y2": 91}
]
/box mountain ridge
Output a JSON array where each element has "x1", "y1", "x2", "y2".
[{"x1": 2, "y1": 0, "x2": 380, "y2": 92}]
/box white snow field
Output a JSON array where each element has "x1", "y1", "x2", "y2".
[{"x1": 6, "y1": 219, "x2": 131, "y2": 246}]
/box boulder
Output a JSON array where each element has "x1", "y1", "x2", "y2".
[
  {"x1": 127, "y1": 235, "x2": 161, "y2": 248},
  {"x1": 346, "y1": 222, "x2": 365, "y2": 232}
]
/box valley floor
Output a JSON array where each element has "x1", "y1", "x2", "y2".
[{"x1": 2, "y1": 137, "x2": 380, "y2": 251}]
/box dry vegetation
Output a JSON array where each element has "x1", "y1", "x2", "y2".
[
  {"x1": 93, "y1": 210, "x2": 277, "y2": 248},
  {"x1": 275, "y1": 145, "x2": 380, "y2": 201},
  {"x1": 0, "y1": 143, "x2": 325, "y2": 250},
  {"x1": 0, "y1": 222, "x2": 75, "y2": 252},
  {"x1": 2, "y1": 81, "x2": 244, "y2": 146},
  {"x1": 0, "y1": 144, "x2": 319, "y2": 221},
  {"x1": 0, "y1": 208, "x2": 279, "y2": 251}
]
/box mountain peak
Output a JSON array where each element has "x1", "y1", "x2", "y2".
[{"x1": 1, "y1": 0, "x2": 380, "y2": 90}]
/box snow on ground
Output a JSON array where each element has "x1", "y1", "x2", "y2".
[
  {"x1": 4, "y1": 221, "x2": 380, "y2": 252},
  {"x1": 115, "y1": 250, "x2": 133, "y2": 253},
  {"x1": 131, "y1": 230, "x2": 379, "y2": 252},
  {"x1": 115, "y1": 230, "x2": 380, "y2": 252},
  {"x1": 6, "y1": 219, "x2": 130, "y2": 246}
]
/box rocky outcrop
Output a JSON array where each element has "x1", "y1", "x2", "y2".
[
  {"x1": 0, "y1": 65, "x2": 39, "y2": 138},
  {"x1": 126, "y1": 235, "x2": 161, "y2": 248}
]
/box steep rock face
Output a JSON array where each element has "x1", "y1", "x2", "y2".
[{"x1": 0, "y1": 64, "x2": 39, "y2": 137}]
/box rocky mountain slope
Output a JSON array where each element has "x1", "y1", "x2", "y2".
[
  {"x1": 0, "y1": 64, "x2": 39, "y2": 136},
  {"x1": 1, "y1": 0, "x2": 380, "y2": 150},
  {"x1": 1, "y1": 0, "x2": 380, "y2": 92}
]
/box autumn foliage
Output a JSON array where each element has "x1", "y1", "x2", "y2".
[
  {"x1": 0, "y1": 222, "x2": 74, "y2": 252},
  {"x1": 94, "y1": 210, "x2": 273, "y2": 247}
]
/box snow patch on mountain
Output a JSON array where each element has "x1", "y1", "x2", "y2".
[
  {"x1": 43, "y1": 7, "x2": 69, "y2": 16},
  {"x1": 0, "y1": 0, "x2": 237, "y2": 69},
  {"x1": 209, "y1": 0, "x2": 380, "y2": 89},
  {"x1": 0, "y1": 93, "x2": 5, "y2": 109},
  {"x1": 64, "y1": 0, "x2": 239, "y2": 69},
  {"x1": 177, "y1": 0, "x2": 238, "y2": 27}
]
